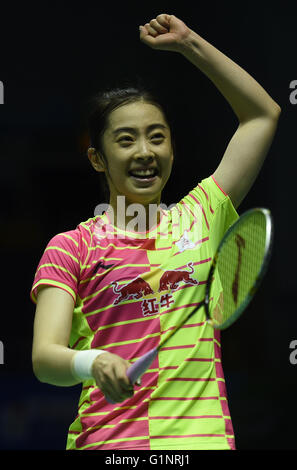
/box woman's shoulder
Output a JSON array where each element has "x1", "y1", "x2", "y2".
[{"x1": 46, "y1": 215, "x2": 104, "y2": 249}]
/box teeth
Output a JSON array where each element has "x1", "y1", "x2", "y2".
[{"x1": 130, "y1": 169, "x2": 156, "y2": 177}]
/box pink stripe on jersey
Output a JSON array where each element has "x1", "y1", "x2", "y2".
[
  {"x1": 227, "y1": 437, "x2": 236, "y2": 450},
  {"x1": 211, "y1": 175, "x2": 228, "y2": 196},
  {"x1": 99, "y1": 338, "x2": 160, "y2": 363},
  {"x1": 221, "y1": 400, "x2": 231, "y2": 417},
  {"x1": 76, "y1": 417, "x2": 149, "y2": 448},
  {"x1": 86, "y1": 303, "x2": 150, "y2": 331},
  {"x1": 185, "y1": 358, "x2": 213, "y2": 362},
  {"x1": 161, "y1": 344, "x2": 196, "y2": 351},
  {"x1": 150, "y1": 415, "x2": 222, "y2": 420},
  {"x1": 166, "y1": 378, "x2": 216, "y2": 382},
  {"x1": 224, "y1": 419, "x2": 234, "y2": 436},
  {"x1": 92, "y1": 316, "x2": 160, "y2": 349},
  {"x1": 198, "y1": 184, "x2": 214, "y2": 214},
  {"x1": 96, "y1": 440, "x2": 149, "y2": 450},
  {"x1": 215, "y1": 360, "x2": 225, "y2": 379},
  {"x1": 151, "y1": 433, "x2": 225, "y2": 439},
  {"x1": 149, "y1": 396, "x2": 219, "y2": 401},
  {"x1": 181, "y1": 197, "x2": 210, "y2": 230},
  {"x1": 161, "y1": 322, "x2": 205, "y2": 335}
]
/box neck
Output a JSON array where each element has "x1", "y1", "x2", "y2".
[{"x1": 107, "y1": 194, "x2": 162, "y2": 234}]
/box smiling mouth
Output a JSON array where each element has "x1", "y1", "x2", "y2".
[{"x1": 128, "y1": 168, "x2": 159, "y2": 179}]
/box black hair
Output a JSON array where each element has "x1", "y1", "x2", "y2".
[{"x1": 84, "y1": 77, "x2": 177, "y2": 202}]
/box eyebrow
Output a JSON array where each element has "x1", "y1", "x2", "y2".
[{"x1": 112, "y1": 123, "x2": 167, "y2": 136}]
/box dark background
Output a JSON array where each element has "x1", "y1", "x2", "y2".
[{"x1": 0, "y1": 0, "x2": 296, "y2": 450}]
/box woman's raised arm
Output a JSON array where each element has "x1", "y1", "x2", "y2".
[{"x1": 139, "y1": 14, "x2": 281, "y2": 208}]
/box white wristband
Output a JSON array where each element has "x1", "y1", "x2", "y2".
[{"x1": 71, "y1": 349, "x2": 106, "y2": 381}]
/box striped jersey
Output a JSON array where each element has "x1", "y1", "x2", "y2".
[{"x1": 30, "y1": 175, "x2": 238, "y2": 450}]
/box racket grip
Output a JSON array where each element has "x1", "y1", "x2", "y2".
[
  {"x1": 105, "y1": 348, "x2": 158, "y2": 404},
  {"x1": 127, "y1": 348, "x2": 158, "y2": 384}
]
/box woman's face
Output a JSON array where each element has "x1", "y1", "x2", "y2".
[{"x1": 95, "y1": 100, "x2": 174, "y2": 207}]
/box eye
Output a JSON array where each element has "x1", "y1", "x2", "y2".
[
  {"x1": 117, "y1": 133, "x2": 165, "y2": 145},
  {"x1": 118, "y1": 135, "x2": 133, "y2": 142},
  {"x1": 151, "y1": 133, "x2": 165, "y2": 141},
  {"x1": 117, "y1": 136, "x2": 134, "y2": 145}
]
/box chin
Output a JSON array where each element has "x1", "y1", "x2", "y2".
[
  {"x1": 124, "y1": 182, "x2": 163, "y2": 205},
  {"x1": 126, "y1": 192, "x2": 161, "y2": 206}
]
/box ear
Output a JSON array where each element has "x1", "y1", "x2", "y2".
[{"x1": 87, "y1": 147, "x2": 106, "y2": 172}]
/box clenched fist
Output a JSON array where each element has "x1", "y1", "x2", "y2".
[
  {"x1": 92, "y1": 351, "x2": 138, "y2": 404},
  {"x1": 139, "y1": 14, "x2": 191, "y2": 53}
]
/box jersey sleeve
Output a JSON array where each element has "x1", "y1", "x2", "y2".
[
  {"x1": 30, "y1": 230, "x2": 81, "y2": 304},
  {"x1": 177, "y1": 174, "x2": 239, "y2": 253}
]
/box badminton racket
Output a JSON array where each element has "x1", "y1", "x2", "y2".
[{"x1": 106, "y1": 207, "x2": 273, "y2": 403}]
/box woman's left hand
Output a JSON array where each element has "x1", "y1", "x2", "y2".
[{"x1": 139, "y1": 14, "x2": 191, "y2": 53}]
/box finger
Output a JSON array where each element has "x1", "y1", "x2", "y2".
[
  {"x1": 100, "y1": 384, "x2": 119, "y2": 404},
  {"x1": 102, "y1": 382, "x2": 133, "y2": 403},
  {"x1": 120, "y1": 381, "x2": 134, "y2": 393},
  {"x1": 96, "y1": 372, "x2": 131, "y2": 403},
  {"x1": 139, "y1": 29, "x2": 157, "y2": 48},
  {"x1": 114, "y1": 362, "x2": 134, "y2": 392},
  {"x1": 149, "y1": 18, "x2": 168, "y2": 34},
  {"x1": 144, "y1": 23, "x2": 159, "y2": 37},
  {"x1": 156, "y1": 13, "x2": 171, "y2": 27},
  {"x1": 119, "y1": 372, "x2": 134, "y2": 392},
  {"x1": 117, "y1": 388, "x2": 134, "y2": 402}
]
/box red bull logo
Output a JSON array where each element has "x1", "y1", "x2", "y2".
[
  {"x1": 112, "y1": 277, "x2": 154, "y2": 305},
  {"x1": 159, "y1": 262, "x2": 198, "y2": 292},
  {"x1": 112, "y1": 263, "x2": 199, "y2": 316}
]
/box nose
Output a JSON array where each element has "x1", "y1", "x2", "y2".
[
  {"x1": 134, "y1": 154, "x2": 154, "y2": 165},
  {"x1": 134, "y1": 138, "x2": 155, "y2": 161}
]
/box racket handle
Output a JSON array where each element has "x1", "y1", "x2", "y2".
[
  {"x1": 105, "y1": 348, "x2": 158, "y2": 404},
  {"x1": 127, "y1": 348, "x2": 158, "y2": 384}
]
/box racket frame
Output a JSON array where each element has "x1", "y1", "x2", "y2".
[{"x1": 204, "y1": 207, "x2": 273, "y2": 330}]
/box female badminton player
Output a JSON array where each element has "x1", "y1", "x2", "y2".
[{"x1": 30, "y1": 14, "x2": 281, "y2": 450}]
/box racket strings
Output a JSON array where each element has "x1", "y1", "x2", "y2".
[{"x1": 209, "y1": 211, "x2": 268, "y2": 328}]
